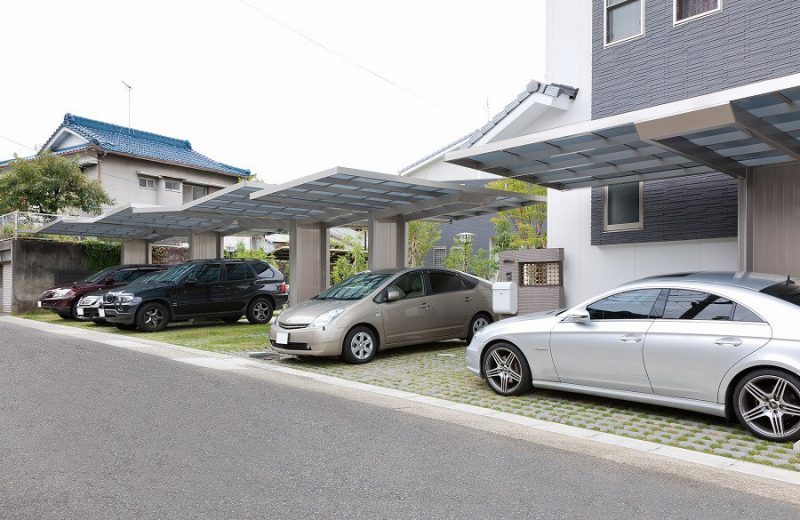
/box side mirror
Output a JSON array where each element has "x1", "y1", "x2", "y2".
[
  {"x1": 104, "y1": 276, "x2": 114, "y2": 285},
  {"x1": 185, "y1": 278, "x2": 197, "y2": 286},
  {"x1": 385, "y1": 287, "x2": 402, "y2": 302},
  {"x1": 564, "y1": 310, "x2": 590, "y2": 324}
]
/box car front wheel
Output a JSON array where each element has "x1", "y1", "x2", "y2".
[
  {"x1": 136, "y1": 302, "x2": 169, "y2": 333},
  {"x1": 733, "y1": 368, "x2": 800, "y2": 442},
  {"x1": 482, "y1": 343, "x2": 531, "y2": 396},
  {"x1": 342, "y1": 326, "x2": 377, "y2": 364}
]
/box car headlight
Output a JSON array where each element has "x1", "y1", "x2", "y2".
[
  {"x1": 116, "y1": 294, "x2": 137, "y2": 304},
  {"x1": 310, "y1": 308, "x2": 346, "y2": 328},
  {"x1": 51, "y1": 288, "x2": 73, "y2": 298},
  {"x1": 80, "y1": 296, "x2": 100, "y2": 306}
]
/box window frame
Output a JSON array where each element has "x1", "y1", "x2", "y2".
[
  {"x1": 164, "y1": 178, "x2": 182, "y2": 192},
  {"x1": 584, "y1": 288, "x2": 662, "y2": 321},
  {"x1": 655, "y1": 287, "x2": 767, "y2": 323},
  {"x1": 673, "y1": 0, "x2": 722, "y2": 26},
  {"x1": 603, "y1": 182, "x2": 644, "y2": 232},
  {"x1": 604, "y1": 0, "x2": 645, "y2": 48},
  {"x1": 138, "y1": 175, "x2": 157, "y2": 190}
]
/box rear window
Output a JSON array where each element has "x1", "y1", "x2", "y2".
[
  {"x1": 250, "y1": 261, "x2": 275, "y2": 279},
  {"x1": 429, "y1": 272, "x2": 465, "y2": 294},
  {"x1": 762, "y1": 280, "x2": 800, "y2": 308}
]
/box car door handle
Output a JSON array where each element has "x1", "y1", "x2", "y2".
[
  {"x1": 619, "y1": 334, "x2": 643, "y2": 343},
  {"x1": 464, "y1": 296, "x2": 472, "y2": 302},
  {"x1": 212, "y1": 285, "x2": 222, "y2": 289},
  {"x1": 420, "y1": 303, "x2": 431, "y2": 310},
  {"x1": 715, "y1": 337, "x2": 742, "y2": 347}
]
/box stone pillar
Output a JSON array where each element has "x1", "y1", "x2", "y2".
[
  {"x1": 189, "y1": 231, "x2": 224, "y2": 260},
  {"x1": 288, "y1": 221, "x2": 329, "y2": 306},
  {"x1": 368, "y1": 215, "x2": 407, "y2": 270},
  {"x1": 121, "y1": 239, "x2": 151, "y2": 264}
]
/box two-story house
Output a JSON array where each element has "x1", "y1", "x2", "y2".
[{"x1": 408, "y1": 0, "x2": 800, "y2": 305}]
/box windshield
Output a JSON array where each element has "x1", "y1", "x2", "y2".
[
  {"x1": 762, "y1": 279, "x2": 800, "y2": 308},
  {"x1": 315, "y1": 272, "x2": 392, "y2": 300},
  {"x1": 142, "y1": 263, "x2": 197, "y2": 284},
  {"x1": 125, "y1": 272, "x2": 160, "y2": 287},
  {"x1": 83, "y1": 266, "x2": 119, "y2": 284}
]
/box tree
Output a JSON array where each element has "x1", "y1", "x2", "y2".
[
  {"x1": 331, "y1": 234, "x2": 368, "y2": 284},
  {"x1": 407, "y1": 221, "x2": 441, "y2": 267},
  {"x1": 488, "y1": 178, "x2": 547, "y2": 250},
  {"x1": 0, "y1": 152, "x2": 113, "y2": 215},
  {"x1": 224, "y1": 241, "x2": 276, "y2": 263},
  {"x1": 444, "y1": 238, "x2": 497, "y2": 280}
]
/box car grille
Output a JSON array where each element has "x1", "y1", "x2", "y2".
[
  {"x1": 277, "y1": 321, "x2": 309, "y2": 330},
  {"x1": 104, "y1": 293, "x2": 117, "y2": 304},
  {"x1": 270, "y1": 340, "x2": 310, "y2": 350}
]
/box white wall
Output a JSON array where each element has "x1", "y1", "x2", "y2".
[{"x1": 548, "y1": 188, "x2": 739, "y2": 306}]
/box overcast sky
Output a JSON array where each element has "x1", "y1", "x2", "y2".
[{"x1": 1, "y1": 0, "x2": 545, "y2": 183}]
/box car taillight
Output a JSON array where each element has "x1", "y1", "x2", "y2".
[{"x1": 279, "y1": 283, "x2": 287, "y2": 294}]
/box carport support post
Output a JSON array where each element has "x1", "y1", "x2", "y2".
[
  {"x1": 189, "y1": 231, "x2": 224, "y2": 260},
  {"x1": 367, "y1": 215, "x2": 407, "y2": 270},
  {"x1": 288, "y1": 221, "x2": 330, "y2": 306},
  {"x1": 120, "y1": 239, "x2": 151, "y2": 264}
]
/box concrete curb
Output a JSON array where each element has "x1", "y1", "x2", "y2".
[{"x1": 4, "y1": 315, "x2": 800, "y2": 487}]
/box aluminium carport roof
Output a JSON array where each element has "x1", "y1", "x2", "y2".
[
  {"x1": 445, "y1": 74, "x2": 800, "y2": 189},
  {"x1": 38, "y1": 167, "x2": 545, "y2": 240}
]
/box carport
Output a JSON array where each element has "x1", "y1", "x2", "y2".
[
  {"x1": 445, "y1": 73, "x2": 800, "y2": 276},
  {"x1": 39, "y1": 167, "x2": 545, "y2": 304}
]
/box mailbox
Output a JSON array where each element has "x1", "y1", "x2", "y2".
[{"x1": 492, "y1": 281, "x2": 518, "y2": 315}]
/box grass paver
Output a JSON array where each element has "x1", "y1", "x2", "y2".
[{"x1": 14, "y1": 311, "x2": 800, "y2": 472}]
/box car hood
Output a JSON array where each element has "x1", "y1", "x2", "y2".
[
  {"x1": 279, "y1": 299, "x2": 358, "y2": 325},
  {"x1": 41, "y1": 282, "x2": 103, "y2": 297},
  {"x1": 479, "y1": 308, "x2": 564, "y2": 337}
]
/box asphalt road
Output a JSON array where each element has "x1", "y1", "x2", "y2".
[{"x1": 1, "y1": 321, "x2": 799, "y2": 520}]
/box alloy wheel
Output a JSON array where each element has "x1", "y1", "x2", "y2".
[
  {"x1": 253, "y1": 302, "x2": 269, "y2": 322},
  {"x1": 143, "y1": 307, "x2": 164, "y2": 328},
  {"x1": 737, "y1": 374, "x2": 800, "y2": 440},
  {"x1": 350, "y1": 332, "x2": 374, "y2": 360},
  {"x1": 485, "y1": 347, "x2": 523, "y2": 394},
  {"x1": 472, "y1": 316, "x2": 490, "y2": 334}
]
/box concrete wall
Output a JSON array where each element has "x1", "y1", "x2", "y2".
[
  {"x1": 9, "y1": 239, "x2": 97, "y2": 313},
  {"x1": 592, "y1": 0, "x2": 800, "y2": 119},
  {"x1": 497, "y1": 249, "x2": 566, "y2": 313}
]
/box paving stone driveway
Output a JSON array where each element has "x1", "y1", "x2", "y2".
[{"x1": 249, "y1": 341, "x2": 800, "y2": 472}]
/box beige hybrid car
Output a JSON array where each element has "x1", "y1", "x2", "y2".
[{"x1": 269, "y1": 268, "x2": 495, "y2": 363}]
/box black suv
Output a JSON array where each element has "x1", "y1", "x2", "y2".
[{"x1": 102, "y1": 259, "x2": 287, "y2": 332}]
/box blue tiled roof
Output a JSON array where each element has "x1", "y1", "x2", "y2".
[{"x1": 43, "y1": 114, "x2": 250, "y2": 177}]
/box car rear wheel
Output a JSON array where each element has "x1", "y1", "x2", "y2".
[
  {"x1": 341, "y1": 326, "x2": 377, "y2": 364},
  {"x1": 733, "y1": 368, "x2": 800, "y2": 443},
  {"x1": 246, "y1": 299, "x2": 273, "y2": 324},
  {"x1": 467, "y1": 312, "x2": 493, "y2": 343},
  {"x1": 483, "y1": 343, "x2": 531, "y2": 396},
  {"x1": 136, "y1": 302, "x2": 169, "y2": 333}
]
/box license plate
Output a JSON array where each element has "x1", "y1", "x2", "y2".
[
  {"x1": 276, "y1": 332, "x2": 289, "y2": 345},
  {"x1": 37, "y1": 301, "x2": 42, "y2": 308},
  {"x1": 77, "y1": 308, "x2": 84, "y2": 316},
  {"x1": 98, "y1": 308, "x2": 106, "y2": 318}
]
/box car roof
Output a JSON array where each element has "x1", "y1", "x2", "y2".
[{"x1": 630, "y1": 271, "x2": 791, "y2": 292}]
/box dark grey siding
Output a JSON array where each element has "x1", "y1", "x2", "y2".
[
  {"x1": 590, "y1": 173, "x2": 738, "y2": 245},
  {"x1": 592, "y1": 0, "x2": 800, "y2": 119},
  {"x1": 422, "y1": 214, "x2": 496, "y2": 267}
]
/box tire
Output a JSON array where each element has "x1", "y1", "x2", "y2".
[
  {"x1": 114, "y1": 323, "x2": 137, "y2": 331},
  {"x1": 341, "y1": 326, "x2": 378, "y2": 364},
  {"x1": 69, "y1": 301, "x2": 81, "y2": 320},
  {"x1": 482, "y1": 342, "x2": 532, "y2": 396},
  {"x1": 246, "y1": 298, "x2": 273, "y2": 324},
  {"x1": 732, "y1": 368, "x2": 800, "y2": 442},
  {"x1": 57, "y1": 312, "x2": 71, "y2": 320},
  {"x1": 135, "y1": 302, "x2": 169, "y2": 333},
  {"x1": 222, "y1": 315, "x2": 242, "y2": 324},
  {"x1": 466, "y1": 312, "x2": 493, "y2": 343}
]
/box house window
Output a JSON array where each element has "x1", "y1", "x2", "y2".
[
  {"x1": 520, "y1": 262, "x2": 562, "y2": 287},
  {"x1": 138, "y1": 176, "x2": 156, "y2": 189},
  {"x1": 605, "y1": 0, "x2": 643, "y2": 46},
  {"x1": 674, "y1": 0, "x2": 721, "y2": 24},
  {"x1": 164, "y1": 179, "x2": 181, "y2": 192},
  {"x1": 432, "y1": 247, "x2": 446, "y2": 268},
  {"x1": 604, "y1": 182, "x2": 643, "y2": 232},
  {"x1": 183, "y1": 184, "x2": 208, "y2": 203}
]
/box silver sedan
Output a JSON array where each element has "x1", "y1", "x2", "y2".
[{"x1": 467, "y1": 272, "x2": 800, "y2": 442}]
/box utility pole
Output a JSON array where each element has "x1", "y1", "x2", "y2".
[{"x1": 121, "y1": 80, "x2": 132, "y2": 129}]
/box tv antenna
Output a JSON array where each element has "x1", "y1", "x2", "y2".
[{"x1": 121, "y1": 80, "x2": 132, "y2": 129}]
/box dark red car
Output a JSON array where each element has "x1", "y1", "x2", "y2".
[{"x1": 37, "y1": 264, "x2": 166, "y2": 319}]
